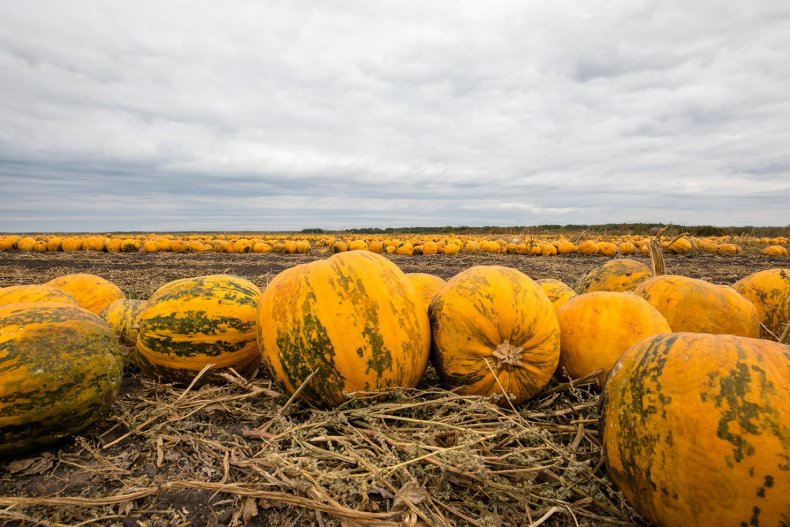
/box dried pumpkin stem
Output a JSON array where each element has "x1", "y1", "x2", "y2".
[
  {"x1": 648, "y1": 240, "x2": 666, "y2": 277},
  {"x1": 492, "y1": 340, "x2": 525, "y2": 370},
  {"x1": 779, "y1": 319, "x2": 790, "y2": 345}
]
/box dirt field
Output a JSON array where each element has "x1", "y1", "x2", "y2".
[
  {"x1": 0, "y1": 252, "x2": 784, "y2": 527},
  {"x1": 0, "y1": 250, "x2": 774, "y2": 295}
]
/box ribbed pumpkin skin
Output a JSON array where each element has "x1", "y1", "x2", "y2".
[
  {"x1": 536, "y1": 278, "x2": 576, "y2": 310},
  {"x1": 429, "y1": 266, "x2": 560, "y2": 405},
  {"x1": 406, "y1": 273, "x2": 446, "y2": 312},
  {"x1": 555, "y1": 292, "x2": 671, "y2": 387},
  {"x1": 602, "y1": 333, "x2": 790, "y2": 527},
  {"x1": 733, "y1": 268, "x2": 790, "y2": 339},
  {"x1": 46, "y1": 273, "x2": 125, "y2": 314},
  {"x1": 136, "y1": 275, "x2": 262, "y2": 383},
  {"x1": 634, "y1": 275, "x2": 760, "y2": 338},
  {"x1": 0, "y1": 303, "x2": 122, "y2": 456},
  {"x1": 0, "y1": 285, "x2": 79, "y2": 307},
  {"x1": 258, "y1": 251, "x2": 430, "y2": 408},
  {"x1": 574, "y1": 259, "x2": 651, "y2": 294},
  {"x1": 100, "y1": 299, "x2": 148, "y2": 347}
]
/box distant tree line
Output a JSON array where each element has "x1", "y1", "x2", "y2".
[{"x1": 301, "y1": 223, "x2": 789, "y2": 237}]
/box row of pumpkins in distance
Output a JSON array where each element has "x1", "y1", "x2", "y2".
[
  {"x1": 1, "y1": 232, "x2": 788, "y2": 256},
  {"x1": 1, "y1": 254, "x2": 789, "y2": 527}
]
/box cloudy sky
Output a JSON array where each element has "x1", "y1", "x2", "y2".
[{"x1": 1, "y1": 1, "x2": 789, "y2": 232}]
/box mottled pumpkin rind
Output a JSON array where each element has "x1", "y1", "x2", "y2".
[
  {"x1": 574, "y1": 259, "x2": 651, "y2": 294},
  {"x1": 733, "y1": 268, "x2": 790, "y2": 339},
  {"x1": 100, "y1": 299, "x2": 148, "y2": 346},
  {"x1": 0, "y1": 302, "x2": 122, "y2": 456},
  {"x1": 135, "y1": 275, "x2": 262, "y2": 383},
  {"x1": 257, "y1": 251, "x2": 431, "y2": 408},
  {"x1": 602, "y1": 332, "x2": 790, "y2": 527},
  {"x1": 429, "y1": 265, "x2": 560, "y2": 405},
  {"x1": 46, "y1": 273, "x2": 125, "y2": 314},
  {"x1": 634, "y1": 274, "x2": 760, "y2": 338},
  {"x1": 556, "y1": 292, "x2": 671, "y2": 387},
  {"x1": 0, "y1": 285, "x2": 80, "y2": 307},
  {"x1": 536, "y1": 278, "x2": 576, "y2": 310},
  {"x1": 406, "y1": 273, "x2": 447, "y2": 312}
]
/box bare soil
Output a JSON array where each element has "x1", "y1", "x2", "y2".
[{"x1": 0, "y1": 251, "x2": 784, "y2": 527}]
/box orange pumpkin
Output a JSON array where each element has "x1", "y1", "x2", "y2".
[
  {"x1": 577, "y1": 240, "x2": 599, "y2": 255},
  {"x1": 258, "y1": 251, "x2": 430, "y2": 407},
  {"x1": 429, "y1": 266, "x2": 560, "y2": 405},
  {"x1": 602, "y1": 332, "x2": 790, "y2": 527},
  {"x1": 762, "y1": 245, "x2": 788, "y2": 257},
  {"x1": 99, "y1": 298, "x2": 148, "y2": 347},
  {"x1": 406, "y1": 273, "x2": 446, "y2": 312},
  {"x1": 535, "y1": 278, "x2": 576, "y2": 310},
  {"x1": 0, "y1": 285, "x2": 79, "y2": 307},
  {"x1": 555, "y1": 292, "x2": 670, "y2": 387},
  {"x1": 46, "y1": 273, "x2": 125, "y2": 314},
  {"x1": 596, "y1": 241, "x2": 618, "y2": 257},
  {"x1": 634, "y1": 275, "x2": 760, "y2": 337},
  {"x1": 733, "y1": 268, "x2": 789, "y2": 339},
  {"x1": 665, "y1": 236, "x2": 693, "y2": 254},
  {"x1": 574, "y1": 259, "x2": 651, "y2": 294}
]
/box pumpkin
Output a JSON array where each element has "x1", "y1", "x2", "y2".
[
  {"x1": 578, "y1": 240, "x2": 599, "y2": 255},
  {"x1": 396, "y1": 242, "x2": 414, "y2": 256},
  {"x1": 574, "y1": 259, "x2": 651, "y2": 294},
  {"x1": 555, "y1": 292, "x2": 670, "y2": 387},
  {"x1": 0, "y1": 302, "x2": 122, "y2": 456},
  {"x1": 422, "y1": 241, "x2": 439, "y2": 256},
  {"x1": 718, "y1": 243, "x2": 741, "y2": 255},
  {"x1": 535, "y1": 278, "x2": 576, "y2": 310},
  {"x1": 46, "y1": 273, "x2": 125, "y2": 315},
  {"x1": 258, "y1": 251, "x2": 430, "y2": 407},
  {"x1": 556, "y1": 240, "x2": 577, "y2": 254},
  {"x1": 348, "y1": 240, "x2": 368, "y2": 251},
  {"x1": 762, "y1": 245, "x2": 788, "y2": 257},
  {"x1": 665, "y1": 236, "x2": 693, "y2": 254},
  {"x1": 618, "y1": 241, "x2": 636, "y2": 255},
  {"x1": 733, "y1": 268, "x2": 790, "y2": 339},
  {"x1": 45, "y1": 237, "x2": 62, "y2": 252},
  {"x1": 429, "y1": 266, "x2": 560, "y2": 405},
  {"x1": 16, "y1": 237, "x2": 36, "y2": 251},
  {"x1": 99, "y1": 298, "x2": 148, "y2": 347},
  {"x1": 634, "y1": 275, "x2": 760, "y2": 337},
  {"x1": 135, "y1": 275, "x2": 261, "y2": 383},
  {"x1": 602, "y1": 332, "x2": 790, "y2": 527},
  {"x1": 406, "y1": 273, "x2": 446, "y2": 312},
  {"x1": 596, "y1": 241, "x2": 618, "y2": 257},
  {"x1": 442, "y1": 243, "x2": 460, "y2": 255},
  {"x1": 284, "y1": 240, "x2": 298, "y2": 254},
  {"x1": 296, "y1": 240, "x2": 311, "y2": 254},
  {"x1": 0, "y1": 285, "x2": 79, "y2": 307}
]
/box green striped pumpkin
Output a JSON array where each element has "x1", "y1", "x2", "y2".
[
  {"x1": 100, "y1": 298, "x2": 147, "y2": 347},
  {"x1": 257, "y1": 251, "x2": 431, "y2": 407},
  {"x1": 135, "y1": 275, "x2": 262, "y2": 383},
  {"x1": 0, "y1": 284, "x2": 80, "y2": 307},
  {"x1": 602, "y1": 333, "x2": 790, "y2": 526},
  {"x1": 0, "y1": 302, "x2": 122, "y2": 456}
]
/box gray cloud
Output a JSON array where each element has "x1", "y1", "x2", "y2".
[{"x1": 1, "y1": 0, "x2": 789, "y2": 231}]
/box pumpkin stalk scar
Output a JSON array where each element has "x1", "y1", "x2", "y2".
[{"x1": 492, "y1": 340, "x2": 524, "y2": 370}]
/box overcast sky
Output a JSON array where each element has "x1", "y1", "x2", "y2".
[{"x1": 1, "y1": 1, "x2": 789, "y2": 232}]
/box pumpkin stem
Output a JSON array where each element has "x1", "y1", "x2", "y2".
[
  {"x1": 649, "y1": 226, "x2": 668, "y2": 277},
  {"x1": 492, "y1": 340, "x2": 525, "y2": 370}
]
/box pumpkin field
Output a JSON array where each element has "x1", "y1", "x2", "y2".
[{"x1": 0, "y1": 230, "x2": 788, "y2": 527}]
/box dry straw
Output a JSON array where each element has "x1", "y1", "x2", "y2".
[{"x1": 0, "y1": 367, "x2": 643, "y2": 526}]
